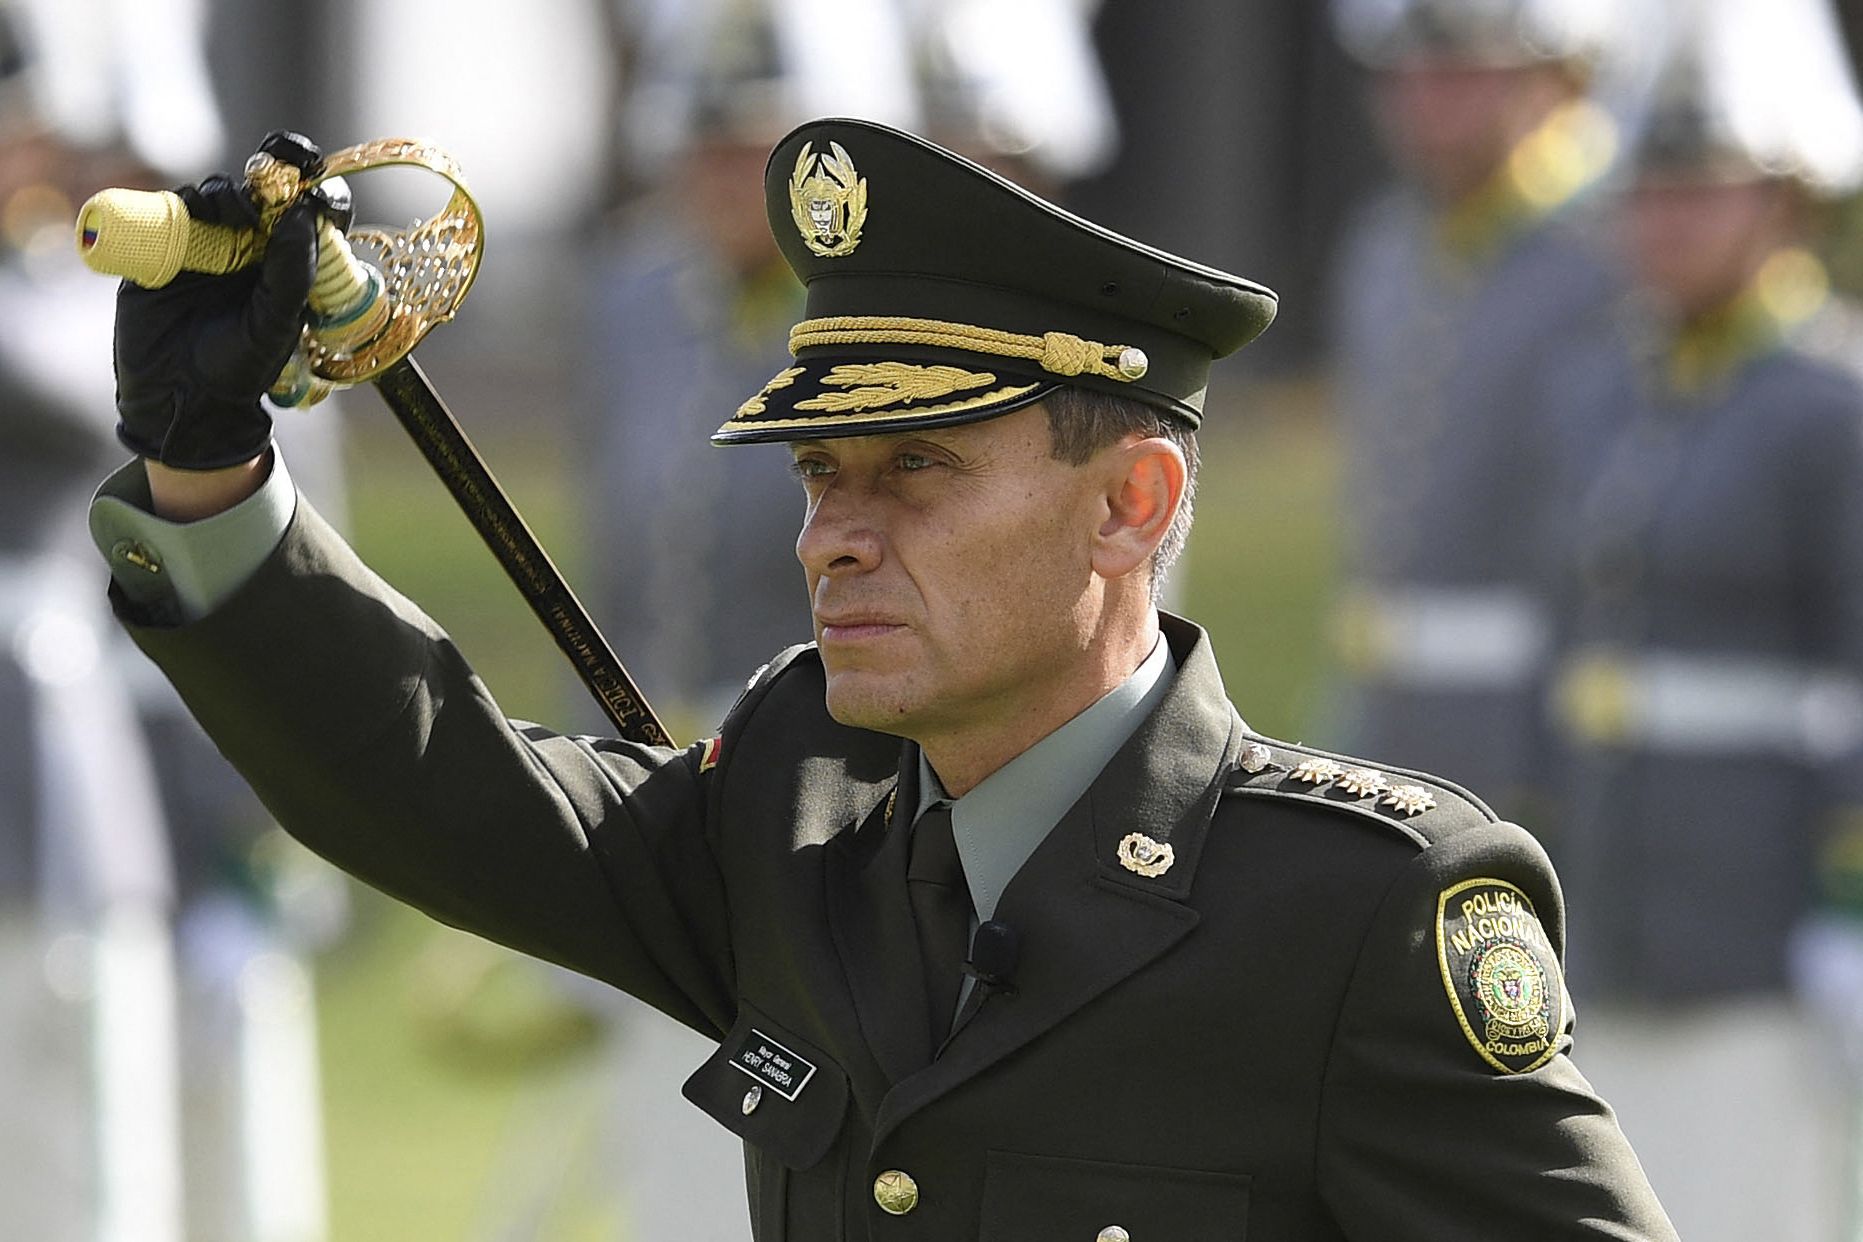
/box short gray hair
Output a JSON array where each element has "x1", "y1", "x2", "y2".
[{"x1": 1041, "y1": 386, "x2": 1199, "y2": 599}]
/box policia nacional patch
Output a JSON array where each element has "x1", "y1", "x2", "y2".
[{"x1": 1436, "y1": 878, "x2": 1564, "y2": 1074}]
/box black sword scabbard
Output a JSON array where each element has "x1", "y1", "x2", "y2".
[{"x1": 371, "y1": 357, "x2": 674, "y2": 747}]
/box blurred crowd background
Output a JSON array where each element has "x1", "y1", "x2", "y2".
[{"x1": 8, "y1": 0, "x2": 1863, "y2": 1239}]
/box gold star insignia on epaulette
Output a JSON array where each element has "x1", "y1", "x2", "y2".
[
  {"x1": 1240, "y1": 742, "x2": 1275, "y2": 774},
  {"x1": 1338, "y1": 768, "x2": 1390, "y2": 798},
  {"x1": 1382, "y1": 785, "x2": 1437, "y2": 817},
  {"x1": 1291, "y1": 758, "x2": 1344, "y2": 785}
]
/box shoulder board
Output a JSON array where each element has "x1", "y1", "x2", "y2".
[
  {"x1": 719, "y1": 642, "x2": 821, "y2": 728},
  {"x1": 1221, "y1": 734, "x2": 1497, "y2": 849}
]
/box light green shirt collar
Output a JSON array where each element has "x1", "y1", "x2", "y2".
[{"x1": 914, "y1": 630, "x2": 1177, "y2": 922}]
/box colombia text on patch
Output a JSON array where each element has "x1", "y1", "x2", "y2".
[{"x1": 1435, "y1": 878, "x2": 1564, "y2": 1074}]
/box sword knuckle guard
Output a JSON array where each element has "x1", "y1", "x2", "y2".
[
  {"x1": 82, "y1": 134, "x2": 667, "y2": 748},
  {"x1": 77, "y1": 134, "x2": 486, "y2": 388}
]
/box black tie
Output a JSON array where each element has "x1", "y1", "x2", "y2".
[{"x1": 907, "y1": 803, "x2": 971, "y2": 1049}]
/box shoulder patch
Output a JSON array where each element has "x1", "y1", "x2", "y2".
[
  {"x1": 698, "y1": 735, "x2": 724, "y2": 772},
  {"x1": 1436, "y1": 878, "x2": 1564, "y2": 1075}
]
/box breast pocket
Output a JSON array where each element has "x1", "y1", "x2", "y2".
[
  {"x1": 681, "y1": 999, "x2": 850, "y2": 1170},
  {"x1": 980, "y1": 1151, "x2": 1250, "y2": 1242}
]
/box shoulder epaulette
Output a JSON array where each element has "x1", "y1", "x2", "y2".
[
  {"x1": 718, "y1": 643, "x2": 820, "y2": 727},
  {"x1": 1221, "y1": 734, "x2": 1497, "y2": 849}
]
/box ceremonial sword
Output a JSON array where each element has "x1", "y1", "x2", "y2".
[{"x1": 76, "y1": 134, "x2": 673, "y2": 748}]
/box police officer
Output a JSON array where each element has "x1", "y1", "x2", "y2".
[
  {"x1": 583, "y1": 0, "x2": 921, "y2": 730},
  {"x1": 579, "y1": 7, "x2": 1122, "y2": 1235},
  {"x1": 88, "y1": 117, "x2": 1675, "y2": 1238},
  {"x1": 1541, "y1": 1, "x2": 1863, "y2": 1237},
  {"x1": 1326, "y1": 0, "x2": 1629, "y2": 819}
]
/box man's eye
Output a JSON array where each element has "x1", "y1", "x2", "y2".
[
  {"x1": 790, "y1": 458, "x2": 834, "y2": 479},
  {"x1": 896, "y1": 453, "x2": 933, "y2": 472}
]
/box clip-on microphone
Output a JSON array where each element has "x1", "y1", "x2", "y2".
[{"x1": 964, "y1": 920, "x2": 1021, "y2": 997}]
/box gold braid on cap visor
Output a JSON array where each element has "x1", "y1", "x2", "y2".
[{"x1": 787, "y1": 316, "x2": 1150, "y2": 383}]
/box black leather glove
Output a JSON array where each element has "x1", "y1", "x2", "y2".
[{"x1": 113, "y1": 176, "x2": 318, "y2": 469}]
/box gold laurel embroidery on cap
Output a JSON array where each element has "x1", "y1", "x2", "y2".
[
  {"x1": 1117, "y1": 832, "x2": 1174, "y2": 878},
  {"x1": 789, "y1": 141, "x2": 868, "y2": 258},
  {"x1": 792, "y1": 362, "x2": 998, "y2": 414},
  {"x1": 788, "y1": 316, "x2": 1147, "y2": 384},
  {"x1": 1337, "y1": 767, "x2": 1390, "y2": 799},
  {"x1": 1382, "y1": 785, "x2": 1437, "y2": 817},
  {"x1": 728, "y1": 384, "x2": 1043, "y2": 433},
  {"x1": 735, "y1": 367, "x2": 806, "y2": 420},
  {"x1": 1290, "y1": 757, "x2": 1344, "y2": 785}
]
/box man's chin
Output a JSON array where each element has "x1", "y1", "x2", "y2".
[{"x1": 821, "y1": 671, "x2": 924, "y2": 736}]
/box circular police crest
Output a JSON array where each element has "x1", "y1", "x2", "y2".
[
  {"x1": 1435, "y1": 878, "x2": 1564, "y2": 1074},
  {"x1": 1468, "y1": 940, "x2": 1549, "y2": 1043}
]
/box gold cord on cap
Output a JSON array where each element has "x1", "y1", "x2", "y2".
[{"x1": 788, "y1": 315, "x2": 1149, "y2": 383}]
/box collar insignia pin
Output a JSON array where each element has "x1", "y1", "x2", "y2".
[{"x1": 1117, "y1": 832, "x2": 1175, "y2": 878}]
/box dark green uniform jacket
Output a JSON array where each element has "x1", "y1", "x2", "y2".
[{"x1": 120, "y1": 502, "x2": 1674, "y2": 1241}]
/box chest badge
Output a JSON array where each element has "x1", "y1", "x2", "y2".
[
  {"x1": 789, "y1": 141, "x2": 868, "y2": 258},
  {"x1": 1117, "y1": 832, "x2": 1175, "y2": 878}
]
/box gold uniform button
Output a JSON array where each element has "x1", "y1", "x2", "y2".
[
  {"x1": 873, "y1": 1169, "x2": 919, "y2": 1215},
  {"x1": 1097, "y1": 1228, "x2": 1132, "y2": 1242}
]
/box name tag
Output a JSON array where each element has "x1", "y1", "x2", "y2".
[{"x1": 728, "y1": 1029, "x2": 818, "y2": 1101}]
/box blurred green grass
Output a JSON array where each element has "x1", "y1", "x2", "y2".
[{"x1": 314, "y1": 380, "x2": 1339, "y2": 1238}]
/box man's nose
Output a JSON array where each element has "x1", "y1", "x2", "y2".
[{"x1": 796, "y1": 485, "x2": 883, "y2": 578}]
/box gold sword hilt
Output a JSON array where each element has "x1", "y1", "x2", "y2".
[
  {"x1": 73, "y1": 134, "x2": 672, "y2": 747},
  {"x1": 75, "y1": 135, "x2": 485, "y2": 407}
]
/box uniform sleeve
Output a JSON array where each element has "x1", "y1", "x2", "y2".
[
  {"x1": 89, "y1": 453, "x2": 296, "y2": 623},
  {"x1": 1315, "y1": 821, "x2": 1677, "y2": 1241},
  {"x1": 114, "y1": 496, "x2": 739, "y2": 1039}
]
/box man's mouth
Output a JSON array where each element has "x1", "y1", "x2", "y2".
[{"x1": 815, "y1": 613, "x2": 905, "y2": 642}]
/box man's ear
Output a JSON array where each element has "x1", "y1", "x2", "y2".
[{"x1": 1090, "y1": 436, "x2": 1185, "y2": 581}]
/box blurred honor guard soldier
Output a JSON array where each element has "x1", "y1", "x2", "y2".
[
  {"x1": 897, "y1": 0, "x2": 1118, "y2": 193},
  {"x1": 0, "y1": 0, "x2": 201, "y2": 1237},
  {"x1": 1325, "y1": 0, "x2": 1626, "y2": 818},
  {"x1": 2, "y1": 4, "x2": 336, "y2": 1240},
  {"x1": 89, "y1": 117, "x2": 1676, "y2": 1238},
  {"x1": 587, "y1": 0, "x2": 920, "y2": 730},
  {"x1": 581, "y1": 3, "x2": 918, "y2": 1236},
  {"x1": 1541, "y1": 1, "x2": 1863, "y2": 1237}
]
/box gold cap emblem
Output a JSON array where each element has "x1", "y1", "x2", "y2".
[
  {"x1": 789, "y1": 141, "x2": 868, "y2": 258},
  {"x1": 1117, "y1": 832, "x2": 1175, "y2": 878}
]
